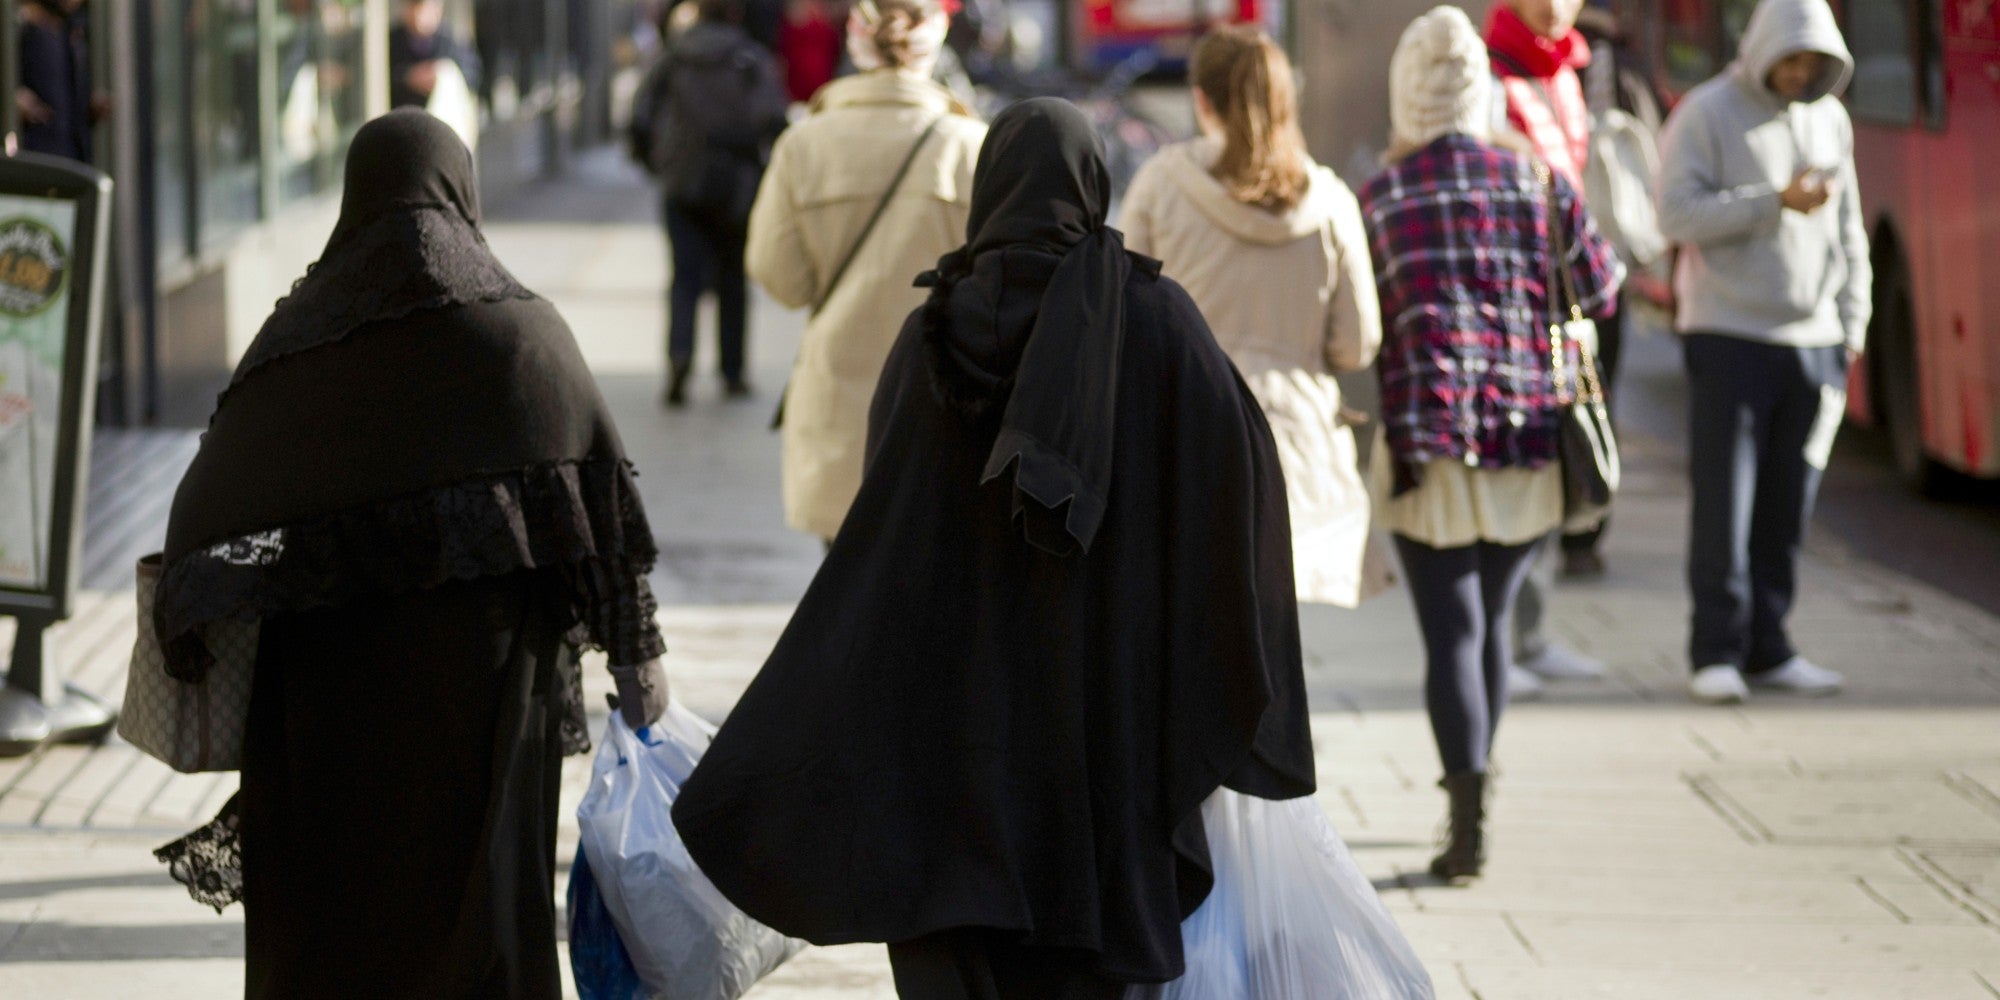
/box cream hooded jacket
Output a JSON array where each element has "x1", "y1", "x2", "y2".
[
  {"x1": 1655, "y1": 0, "x2": 1870, "y2": 351},
  {"x1": 1121, "y1": 138, "x2": 1387, "y2": 606},
  {"x1": 747, "y1": 71, "x2": 986, "y2": 539}
]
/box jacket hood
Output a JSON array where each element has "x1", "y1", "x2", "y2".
[
  {"x1": 1155, "y1": 138, "x2": 1352, "y2": 246},
  {"x1": 674, "y1": 21, "x2": 752, "y2": 61},
  {"x1": 810, "y1": 68, "x2": 974, "y2": 118},
  {"x1": 1730, "y1": 0, "x2": 1853, "y2": 104}
]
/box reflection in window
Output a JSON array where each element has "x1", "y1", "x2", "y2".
[
  {"x1": 153, "y1": 0, "x2": 192, "y2": 263},
  {"x1": 275, "y1": 0, "x2": 368, "y2": 205},
  {"x1": 195, "y1": 0, "x2": 264, "y2": 241},
  {"x1": 1847, "y1": 0, "x2": 1918, "y2": 125}
]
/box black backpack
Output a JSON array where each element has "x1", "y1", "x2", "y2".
[{"x1": 636, "y1": 33, "x2": 784, "y2": 217}]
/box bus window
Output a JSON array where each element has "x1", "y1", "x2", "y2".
[
  {"x1": 1846, "y1": 0, "x2": 1919, "y2": 125},
  {"x1": 1720, "y1": 0, "x2": 1757, "y2": 53}
]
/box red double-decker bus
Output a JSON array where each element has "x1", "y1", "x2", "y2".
[
  {"x1": 1646, "y1": 0, "x2": 2000, "y2": 493},
  {"x1": 1073, "y1": 0, "x2": 1263, "y2": 73}
]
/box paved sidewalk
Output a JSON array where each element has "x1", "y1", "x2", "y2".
[{"x1": 1, "y1": 149, "x2": 1997, "y2": 999}]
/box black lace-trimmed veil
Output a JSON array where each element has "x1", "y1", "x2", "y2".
[{"x1": 152, "y1": 111, "x2": 664, "y2": 907}]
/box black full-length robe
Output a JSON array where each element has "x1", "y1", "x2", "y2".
[
  {"x1": 673, "y1": 101, "x2": 1315, "y2": 988},
  {"x1": 150, "y1": 111, "x2": 663, "y2": 1000}
]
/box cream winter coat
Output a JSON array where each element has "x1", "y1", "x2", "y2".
[
  {"x1": 1121, "y1": 138, "x2": 1387, "y2": 606},
  {"x1": 747, "y1": 71, "x2": 986, "y2": 540}
]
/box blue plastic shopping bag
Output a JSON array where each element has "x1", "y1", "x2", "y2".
[{"x1": 568, "y1": 843, "x2": 649, "y2": 1000}]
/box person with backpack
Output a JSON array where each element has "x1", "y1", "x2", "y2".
[
  {"x1": 745, "y1": 0, "x2": 985, "y2": 544},
  {"x1": 1481, "y1": 0, "x2": 1615, "y2": 696},
  {"x1": 631, "y1": 0, "x2": 790, "y2": 406},
  {"x1": 1121, "y1": 26, "x2": 1386, "y2": 609}
]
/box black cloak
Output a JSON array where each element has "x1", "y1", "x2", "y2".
[
  {"x1": 155, "y1": 109, "x2": 662, "y2": 692},
  {"x1": 672, "y1": 99, "x2": 1314, "y2": 984}
]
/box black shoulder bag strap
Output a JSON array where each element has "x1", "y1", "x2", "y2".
[
  {"x1": 814, "y1": 115, "x2": 947, "y2": 317},
  {"x1": 772, "y1": 115, "x2": 946, "y2": 429}
]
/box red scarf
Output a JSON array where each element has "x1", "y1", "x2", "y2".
[{"x1": 1483, "y1": 3, "x2": 1590, "y2": 77}]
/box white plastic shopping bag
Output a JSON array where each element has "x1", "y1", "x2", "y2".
[
  {"x1": 576, "y1": 702, "x2": 806, "y2": 1000},
  {"x1": 1131, "y1": 789, "x2": 1435, "y2": 1000}
]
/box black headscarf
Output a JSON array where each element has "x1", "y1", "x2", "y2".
[
  {"x1": 229, "y1": 109, "x2": 533, "y2": 387},
  {"x1": 920, "y1": 98, "x2": 1136, "y2": 556},
  {"x1": 674, "y1": 98, "x2": 1313, "y2": 984},
  {"x1": 156, "y1": 110, "x2": 661, "y2": 688}
]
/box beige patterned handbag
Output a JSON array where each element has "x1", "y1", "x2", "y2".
[{"x1": 118, "y1": 554, "x2": 258, "y2": 773}]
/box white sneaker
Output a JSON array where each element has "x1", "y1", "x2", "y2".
[
  {"x1": 1748, "y1": 657, "x2": 1844, "y2": 695},
  {"x1": 1519, "y1": 643, "x2": 1607, "y2": 680},
  {"x1": 1506, "y1": 664, "x2": 1546, "y2": 700},
  {"x1": 1690, "y1": 665, "x2": 1749, "y2": 705}
]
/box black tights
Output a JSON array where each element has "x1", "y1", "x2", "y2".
[{"x1": 1393, "y1": 534, "x2": 1539, "y2": 775}]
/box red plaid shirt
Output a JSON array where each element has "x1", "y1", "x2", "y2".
[{"x1": 1359, "y1": 135, "x2": 1621, "y2": 471}]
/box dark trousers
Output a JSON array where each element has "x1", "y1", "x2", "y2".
[
  {"x1": 1394, "y1": 534, "x2": 1540, "y2": 775},
  {"x1": 664, "y1": 198, "x2": 749, "y2": 382},
  {"x1": 1683, "y1": 333, "x2": 1847, "y2": 673},
  {"x1": 1562, "y1": 302, "x2": 1625, "y2": 555},
  {"x1": 887, "y1": 930, "x2": 1124, "y2": 1000}
]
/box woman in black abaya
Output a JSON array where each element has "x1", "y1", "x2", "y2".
[
  {"x1": 150, "y1": 110, "x2": 668, "y2": 1000},
  {"x1": 673, "y1": 98, "x2": 1316, "y2": 997}
]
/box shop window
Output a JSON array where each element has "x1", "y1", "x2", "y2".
[
  {"x1": 153, "y1": 0, "x2": 193, "y2": 263},
  {"x1": 194, "y1": 0, "x2": 264, "y2": 243},
  {"x1": 275, "y1": 0, "x2": 368, "y2": 205}
]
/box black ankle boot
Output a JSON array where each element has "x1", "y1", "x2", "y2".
[
  {"x1": 1429, "y1": 771, "x2": 1487, "y2": 884},
  {"x1": 664, "y1": 358, "x2": 692, "y2": 407}
]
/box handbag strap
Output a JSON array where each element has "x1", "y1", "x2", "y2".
[
  {"x1": 812, "y1": 115, "x2": 946, "y2": 317},
  {"x1": 1535, "y1": 160, "x2": 1603, "y2": 406}
]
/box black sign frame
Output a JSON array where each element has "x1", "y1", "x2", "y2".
[{"x1": 0, "y1": 153, "x2": 114, "y2": 623}]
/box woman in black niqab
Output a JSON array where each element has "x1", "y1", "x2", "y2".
[
  {"x1": 149, "y1": 110, "x2": 666, "y2": 1000},
  {"x1": 673, "y1": 98, "x2": 1315, "y2": 997}
]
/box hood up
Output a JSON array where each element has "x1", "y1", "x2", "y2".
[
  {"x1": 1153, "y1": 138, "x2": 1351, "y2": 247},
  {"x1": 1731, "y1": 0, "x2": 1854, "y2": 105},
  {"x1": 674, "y1": 20, "x2": 753, "y2": 62}
]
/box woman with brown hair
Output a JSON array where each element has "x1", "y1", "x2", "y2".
[
  {"x1": 1121, "y1": 24, "x2": 1386, "y2": 609},
  {"x1": 747, "y1": 0, "x2": 987, "y2": 544}
]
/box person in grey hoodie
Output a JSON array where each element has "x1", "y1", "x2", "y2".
[{"x1": 1655, "y1": 0, "x2": 1869, "y2": 705}]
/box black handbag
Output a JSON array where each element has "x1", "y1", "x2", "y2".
[{"x1": 1538, "y1": 163, "x2": 1620, "y2": 533}]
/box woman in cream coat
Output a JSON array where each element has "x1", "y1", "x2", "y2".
[
  {"x1": 1121, "y1": 25, "x2": 1385, "y2": 606},
  {"x1": 747, "y1": 0, "x2": 986, "y2": 541}
]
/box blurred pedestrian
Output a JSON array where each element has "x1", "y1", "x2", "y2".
[
  {"x1": 1362, "y1": 6, "x2": 1621, "y2": 883},
  {"x1": 1122, "y1": 25, "x2": 1386, "y2": 607},
  {"x1": 150, "y1": 111, "x2": 669, "y2": 1000},
  {"x1": 674, "y1": 99, "x2": 1314, "y2": 997},
  {"x1": 15, "y1": 0, "x2": 98, "y2": 163},
  {"x1": 389, "y1": 0, "x2": 481, "y2": 110},
  {"x1": 1656, "y1": 0, "x2": 1868, "y2": 705},
  {"x1": 748, "y1": 0, "x2": 984, "y2": 544},
  {"x1": 1483, "y1": 0, "x2": 1612, "y2": 692},
  {"x1": 389, "y1": 0, "x2": 481, "y2": 147},
  {"x1": 777, "y1": 0, "x2": 842, "y2": 102},
  {"x1": 632, "y1": 0, "x2": 790, "y2": 405}
]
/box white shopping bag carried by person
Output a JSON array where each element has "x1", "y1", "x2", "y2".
[
  {"x1": 576, "y1": 702, "x2": 806, "y2": 1000},
  {"x1": 1131, "y1": 789, "x2": 1435, "y2": 1000}
]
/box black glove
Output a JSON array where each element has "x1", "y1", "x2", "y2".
[{"x1": 606, "y1": 658, "x2": 669, "y2": 731}]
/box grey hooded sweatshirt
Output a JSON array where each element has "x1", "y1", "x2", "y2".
[{"x1": 1656, "y1": 0, "x2": 1871, "y2": 351}]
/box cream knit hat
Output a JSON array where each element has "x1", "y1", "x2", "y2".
[{"x1": 1389, "y1": 6, "x2": 1494, "y2": 152}]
